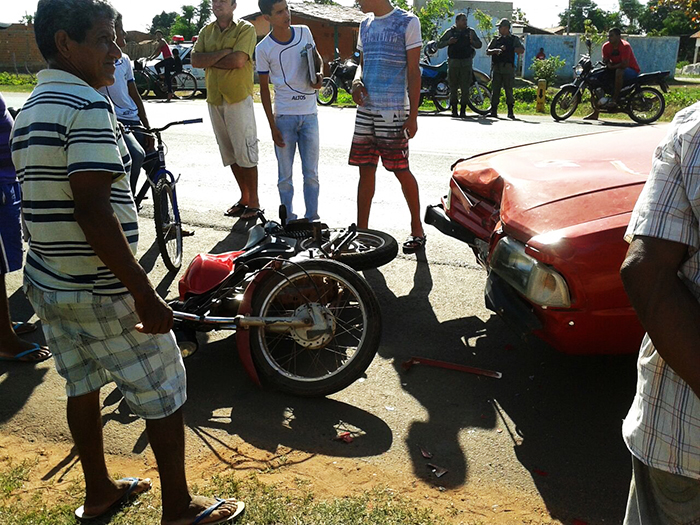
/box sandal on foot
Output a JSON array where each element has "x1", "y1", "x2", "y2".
[
  {"x1": 240, "y1": 207, "x2": 263, "y2": 220},
  {"x1": 193, "y1": 497, "x2": 245, "y2": 524},
  {"x1": 12, "y1": 321, "x2": 38, "y2": 335},
  {"x1": 402, "y1": 235, "x2": 426, "y2": 254},
  {"x1": 0, "y1": 343, "x2": 52, "y2": 363},
  {"x1": 75, "y1": 477, "x2": 151, "y2": 520},
  {"x1": 224, "y1": 202, "x2": 247, "y2": 217}
]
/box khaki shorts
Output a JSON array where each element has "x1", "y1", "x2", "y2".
[
  {"x1": 208, "y1": 96, "x2": 259, "y2": 168},
  {"x1": 25, "y1": 283, "x2": 187, "y2": 420},
  {"x1": 624, "y1": 455, "x2": 700, "y2": 524}
]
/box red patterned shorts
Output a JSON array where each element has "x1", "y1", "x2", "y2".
[{"x1": 348, "y1": 108, "x2": 409, "y2": 172}]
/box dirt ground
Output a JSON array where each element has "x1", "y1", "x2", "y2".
[{"x1": 0, "y1": 432, "x2": 560, "y2": 524}]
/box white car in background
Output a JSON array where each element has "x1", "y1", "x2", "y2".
[{"x1": 134, "y1": 42, "x2": 206, "y2": 97}]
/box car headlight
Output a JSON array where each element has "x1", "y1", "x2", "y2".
[{"x1": 490, "y1": 237, "x2": 571, "y2": 308}]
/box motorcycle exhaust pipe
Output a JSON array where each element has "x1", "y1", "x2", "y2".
[{"x1": 174, "y1": 311, "x2": 313, "y2": 329}]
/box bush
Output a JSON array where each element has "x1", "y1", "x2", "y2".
[
  {"x1": 677, "y1": 60, "x2": 690, "y2": 70},
  {"x1": 0, "y1": 72, "x2": 36, "y2": 86},
  {"x1": 530, "y1": 55, "x2": 567, "y2": 88}
]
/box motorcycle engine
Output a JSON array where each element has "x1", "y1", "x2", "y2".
[
  {"x1": 594, "y1": 87, "x2": 605, "y2": 100},
  {"x1": 436, "y1": 81, "x2": 449, "y2": 97}
]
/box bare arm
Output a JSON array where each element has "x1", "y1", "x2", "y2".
[
  {"x1": 258, "y1": 74, "x2": 284, "y2": 148},
  {"x1": 127, "y1": 81, "x2": 154, "y2": 150},
  {"x1": 209, "y1": 51, "x2": 249, "y2": 70},
  {"x1": 190, "y1": 48, "x2": 233, "y2": 68},
  {"x1": 71, "y1": 172, "x2": 172, "y2": 334},
  {"x1": 351, "y1": 52, "x2": 367, "y2": 106},
  {"x1": 620, "y1": 236, "x2": 700, "y2": 397},
  {"x1": 311, "y1": 48, "x2": 323, "y2": 89},
  {"x1": 403, "y1": 46, "x2": 421, "y2": 138}
]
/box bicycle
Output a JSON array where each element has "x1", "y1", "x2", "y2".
[
  {"x1": 126, "y1": 118, "x2": 203, "y2": 272},
  {"x1": 133, "y1": 58, "x2": 198, "y2": 100}
]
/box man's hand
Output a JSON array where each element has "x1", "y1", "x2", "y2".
[
  {"x1": 271, "y1": 125, "x2": 286, "y2": 148},
  {"x1": 402, "y1": 115, "x2": 418, "y2": 139},
  {"x1": 311, "y1": 72, "x2": 323, "y2": 90},
  {"x1": 352, "y1": 82, "x2": 368, "y2": 106},
  {"x1": 144, "y1": 133, "x2": 155, "y2": 152},
  {"x1": 134, "y1": 291, "x2": 173, "y2": 334}
]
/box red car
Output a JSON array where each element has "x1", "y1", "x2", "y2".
[{"x1": 426, "y1": 125, "x2": 668, "y2": 355}]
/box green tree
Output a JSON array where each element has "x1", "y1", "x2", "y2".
[
  {"x1": 530, "y1": 55, "x2": 567, "y2": 86},
  {"x1": 512, "y1": 7, "x2": 529, "y2": 24},
  {"x1": 473, "y1": 8, "x2": 495, "y2": 41},
  {"x1": 170, "y1": 5, "x2": 197, "y2": 39},
  {"x1": 195, "y1": 0, "x2": 212, "y2": 31},
  {"x1": 559, "y1": 0, "x2": 610, "y2": 32},
  {"x1": 639, "y1": 0, "x2": 698, "y2": 33},
  {"x1": 149, "y1": 11, "x2": 178, "y2": 35},
  {"x1": 393, "y1": 0, "x2": 454, "y2": 41},
  {"x1": 620, "y1": 0, "x2": 644, "y2": 31},
  {"x1": 19, "y1": 12, "x2": 34, "y2": 24}
]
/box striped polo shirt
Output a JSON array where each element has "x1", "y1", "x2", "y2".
[{"x1": 10, "y1": 69, "x2": 137, "y2": 296}]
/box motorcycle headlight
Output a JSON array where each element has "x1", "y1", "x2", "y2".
[
  {"x1": 490, "y1": 237, "x2": 571, "y2": 308},
  {"x1": 575, "y1": 65, "x2": 583, "y2": 77}
]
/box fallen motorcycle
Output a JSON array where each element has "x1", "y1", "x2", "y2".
[{"x1": 170, "y1": 209, "x2": 397, "y2": 397}]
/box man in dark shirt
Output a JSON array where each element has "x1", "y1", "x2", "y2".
[
  {"x1": 437, "y1": 13, "x2": 482, "y2": 118},
  {"x1": 486, "y1": 18, "x2": 523, "y2": 119}
]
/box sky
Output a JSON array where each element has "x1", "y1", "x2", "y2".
[{"x1": 5, "y1": 0, "x2": 621, "y2": 33}]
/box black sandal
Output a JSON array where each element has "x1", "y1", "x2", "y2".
[
  {"x1": 240, "y1": 207, "x2": 263, "y2": 220},
  {"x1": 402, "y1": 234, "x2": 426, "y2": 254},
  {"x1": 224, "y1": 202, "x2": 247, "y2": 217}
]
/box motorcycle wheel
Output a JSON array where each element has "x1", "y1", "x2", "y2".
[
  {"x1": 298, "y1": 228, "x2": 398, "y2": 271},
  {"x1": 249, "y1": 259, "x2": 381, "y2": 397},
  {"x1": 134, "y1": 71, "x2": 150, "y2": 97},
  {"x1": 317, "y1": 78, "x2": 338, "y2": 106},
  {"x1": 466, "y1": 82, "x2": 492, "y2": 115},
  {"x1": 550, "y1": 86, "x2": 581, "y2": 121},
  {"x1": 627, "y1": 87, "x2": 665, "y2": 124},
  {"x1": 433, "y1": 97, "x2": 451, "y2": 112}
]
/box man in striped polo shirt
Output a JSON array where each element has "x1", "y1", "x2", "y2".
[{"x1": 10, "y1": 0, "x2": 243, "y2": 523}]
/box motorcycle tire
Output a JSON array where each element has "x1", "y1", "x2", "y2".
[
  {"x1": 249, "y1": 259, "x2": 381, "y2": 397},
  {"x1": 317, "y1": 78, "x2": 338, "y2": 106},
  {"x1": 298, "y1": 228, "x2": 399, "y2": 271},
  {"x1": 433, "y1": 97, "x2": 451, "y2": 112},
  {"x1": 466, "y1": 82, "x2": 492, "y2": 115},
  {"x1": 627, "y1": 87, "x2": 665, "y2": 125},
  {"x1": 550, "y1": 86, "x2": 581, "y2": 121},
  {"x1": 134, "y1": 70, "x2": 150, "y2": 97}
]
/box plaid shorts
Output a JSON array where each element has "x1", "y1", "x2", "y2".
[
  {"x1": 348, "y1": 108, "x2": 409, "y2": 172},
  {"x1": 25, "y1": 283, "x2": 187, "y2": 420}
]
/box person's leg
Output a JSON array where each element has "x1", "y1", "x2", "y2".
[
  {"x1": 490, "y1": 68, "x2": 502, "y2": 116},
  {"x1": 121, "y1": 128, "x2": 145, "y2": 195},
  {"x1": 614, "y1": 68, "x2": 625, "y2": 102},
  {"x1": 225, "y1": 98, "x2": 260, "y2": 215},
  {"x1": 208, "y1": 103, "x2": 248, "y2": 212},
  {"x1": 0, "y1": 277, "x2": 49, "y2": 359},
  {"x1": 297, "y1": 114, "x2": 320, "y2": 221},
  {"x1": 164, "y1": 58, "x2": 174, "y2": 97},
  {"x1": 394, "y1": 169, "x2": 424, "y2": 238},
  {"x1": 460, "y1": 61, "x2": 472, "y2": 117},
  {"x1": 357, "y1": 165, "x2": 376, "y2": 229},
  {"x1": 448, "y1": 59, "x2": 459, "y2": 116},
  {"x1": 505, "y1": 65, "x2": 516, "y2": 119},
  {"x1": 274, "y1": 115, "x2": 299, "y2": 220}
]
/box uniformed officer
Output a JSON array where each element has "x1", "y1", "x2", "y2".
[
  {"x1": 437, "y1": 13, "x2": 482, "y2": 118},
  {"x1": 486, "y1": 18, "x2": 524, "y2": 119}
]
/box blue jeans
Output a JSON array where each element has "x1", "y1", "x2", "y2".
[
  {"x1": 274, "y1": 114, "x2": 320, "y2": 221},
  {"x1": 120, "y1": 119, "x2": 146, "y2": 195}
]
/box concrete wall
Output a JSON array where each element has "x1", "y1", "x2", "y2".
[
  {"x1": 0, "y1": 24, "x2": 45, "y2": 72},
  {"x1": 522, "y1": 34, "x2": 680, "y2": 82}
]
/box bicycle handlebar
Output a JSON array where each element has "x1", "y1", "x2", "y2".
[{"x1": 123, "y1": 118, "x2": 203, "y2": 134}]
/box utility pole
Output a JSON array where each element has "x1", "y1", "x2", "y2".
[{"x1": 566, "y1": 0, "x2": 571, "y2": 35}]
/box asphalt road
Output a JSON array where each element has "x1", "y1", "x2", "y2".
[{"x1": 1, "y1": 92, "x2": 659, "y2": 523}]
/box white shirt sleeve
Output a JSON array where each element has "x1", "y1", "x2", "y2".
[
  {"x1": 303, "y1": 25, "x2": 316, "y2": 47},
  {"x1": 405, "y1": 16, "x2": 422, "y2": 50},
  {"x1": 357, "y1": 21, "x2": 364, "y2": 51},
  {"x1": 256, "y1": 41, "x2": 270, "y2": 74}
]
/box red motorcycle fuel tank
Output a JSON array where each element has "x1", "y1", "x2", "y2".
[{"x1": 178, "y1": 251, "x2": 244, "y2": 300}]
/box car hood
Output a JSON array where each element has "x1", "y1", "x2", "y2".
[{"x1": 452, "y1": 125, "x2": 669, "y2": 241}]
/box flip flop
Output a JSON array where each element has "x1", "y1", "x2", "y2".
[
  {"x1": 224, "y1": 202, "x2": 247, "y2": 217},
  {"x1": 240, "y1": 207, "x2": 263, "y2": 220},
  {"x1": 75, "y1": 477, "x2": 152, "y2": 520},
  {"x1": 12, "y1": 321, "x2": 38, "y2": 335},
  {"x1": 0, "y1": 343, "x2": 52, "y2": 363},
  {"x1": 193, "y1": 497, "x2": 245, "y2": 524},
  {"x1": 402, "y1": 234, "x2": 426, "y2": 254}
]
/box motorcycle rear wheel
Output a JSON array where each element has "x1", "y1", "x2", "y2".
[
  {"x1": 550, "y1": 86, "x2": 581, "y2": 121},
  {"x1": 433, "y1": 97, "x2": 451, "y2": 112},
  {"x1": 134, "y1": 71, "x2": 150, "y2": 97},
  {"x1": 298, "y1": 228, "x2": 398, "y2": 271},
  {"x1": 466, "y1": 82, "x2": 492, "y2": 115},
  {"x1": 627, "y1": 87, "x2": 665, "y2": 124},
  {"x1": 317, "y1": 78, "x2": 338, "y2": 106},
  {"x1": 249, "y1": 259, "x2": 381, "y2": 397}
]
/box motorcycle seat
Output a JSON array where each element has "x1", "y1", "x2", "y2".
[
  {"x1": 421, "y1": 61, "x2": 447, "y2": 72},
  {"x1": 635, "y1": 71, "x2": 669, "y2": 82}
]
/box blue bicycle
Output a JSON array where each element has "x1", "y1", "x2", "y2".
[{"x1": 129, "y1": 118, "x2": 202, "y2": 271}]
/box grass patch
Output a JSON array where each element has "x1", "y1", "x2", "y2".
[{"x1": 0, "y1": 466, "x2": 448, "y2": 525}]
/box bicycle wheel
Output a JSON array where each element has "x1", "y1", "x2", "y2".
[
  {"x1": 134, "y1": 71, "x2": 150, "y2": 97},
  {"x1": 171, "y1": 71, "x2": 197, "y2": 100},
  {"x1": 153, "y1": 178, "x2": 183, "y2": 271},
  {"x1": 250, "y1": 259, "x2": 381, "y2": 397}
]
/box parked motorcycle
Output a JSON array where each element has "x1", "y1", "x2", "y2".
[
  {"x1": 551, "y1": 39, "x2": 669, "y2": 124},
  {"x1": 170, "y1": 208, "x2": 397, "y2": 397},
  {"x1": 420, "y1": 40, "x2": 492, "y2": 115},
  {"x1": 317, "y1": 51, "x2": 360, "y2": 106}
]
